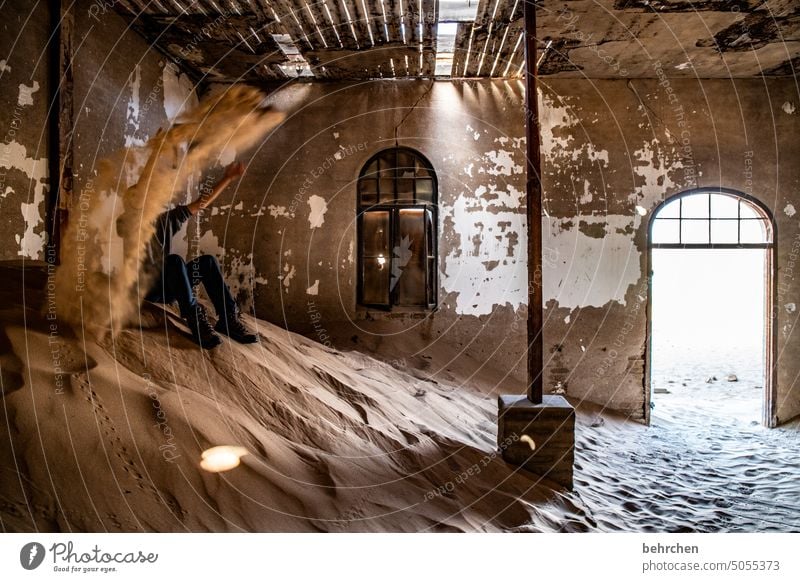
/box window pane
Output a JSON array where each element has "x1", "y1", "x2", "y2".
[
  {"x1": 740, "y1": 219, "x2": 767, "y2": 244},
  {"x1": 426, "y1": 209, "x2": 436, "y2": 306},
  {"x1": 361, "y1": 210, "x2": 391, "y2": 305},
  {"x1": 362, "y1": 258, "x2": 390, "y2": 305},
  {"x1": 681, "y1": 219, "x2": 710, "y2": 244},
  {"x1": 415, "y1": 160, "x2": 432, "y2": 178},
  {"x1": 396, "y1": 178, "x2": 414, "y2": 202},
  {"x1": 739, "y1": 202, "x2": 761, "y2": 220},
  {"x1": 651, "y1": 219, "x2": 679, "y2": 244},
  {"x1": 710, "y1": 194, "x2": 738, "y2": 218},
  {"x1": 657, "y1": 199, "x2": 680, "y2": 218},
  {"x1": 394, "y1": 208, "x2": 427, "y2": 306},
  {"x1": 416, "y1": 178, "x2": 434, "y2": 202},
  {"x1": 710, "y1": 219, "x2": 738, "y2": 244},
  {"x1": 379, "y1": 178, "x2": 395, "y2": 202},
  {"x1": 681, "y1": 194, "x2": 709, "y2": 218},
  {"x1": 362, "y1": 160, "x2": 379, "y2": 178},
  {"x1": 396, "y1": 151, "x2": 416, "y2": 178},
  {"x1": 362, "y1": 211, "x2": 389, "y2": 256},
  {"x1": 379, "y1": 152, "x2": 395, "y2": 177},
  {"x1": 359, "y1": 179, "x2": 377, "y2": 206}
]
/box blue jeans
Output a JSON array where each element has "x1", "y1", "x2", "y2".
[{"x1": 146, "y1": 254, "x2": 237, "y2": 320}]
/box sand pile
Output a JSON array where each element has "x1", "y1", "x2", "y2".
[
  {"x1": 54, "y1": 86, "x2": 284, "y2": 339},
  {"x1": 2, "y1": 266, "x2": 798, "y2": 532},
  {"x1": 2, "y1": 266, "x2": 587, "y2": 532}
]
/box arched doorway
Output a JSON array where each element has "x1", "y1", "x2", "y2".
[{"x1": 647, "y1": 189, "x2": 776, "y2": 427}]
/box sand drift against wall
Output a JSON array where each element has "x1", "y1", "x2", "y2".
[{"x1": 54, "y1": 86, "x2": 284, "y2": 338}]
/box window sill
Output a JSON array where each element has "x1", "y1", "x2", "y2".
[{"x1": 355, "y1": 305, "x2": 438, "y2": 319}]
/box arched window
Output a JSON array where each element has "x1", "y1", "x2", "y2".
[
  {"x1": 651, "y1": 190, "x2": 772, "y2": 247},
  {"x1": 357, "y1": 147, "x2": 437, "y2": 310}
]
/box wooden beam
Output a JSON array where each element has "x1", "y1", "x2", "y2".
[
  {"x1": 524, "y1": 0, "x2": 543, "y2": 404},
  {"x1": 48, "y1": 0, "x2": 75, "y2": 265}
]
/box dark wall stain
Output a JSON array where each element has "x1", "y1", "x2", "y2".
[
  {"x1": 539, "y1": 39, "x2": 584, "y2": 76},
  {"x1": 764, "y1": 55, "x2": 800, "y2": 75},
  {"x1": 697, "y1": 12, "x2": 800, "y2": 53},
  {"x1": 578, "y1": 220, "x2": 607, "y2": 239}
]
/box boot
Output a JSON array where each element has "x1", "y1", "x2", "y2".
[
  {"x1": 185, "y1": 304, "x2": 222, "y2": 349},
  {"x1": 215, "y1": 311, "x2": 258, "y2": 344}
]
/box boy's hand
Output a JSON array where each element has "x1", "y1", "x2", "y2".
[{"x1": 224, "y1": 161, "x2": 245, "y2": 180}]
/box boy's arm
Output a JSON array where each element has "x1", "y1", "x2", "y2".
[{"x1": 187, "y1": 162, "x2": 245, "y2": 216}]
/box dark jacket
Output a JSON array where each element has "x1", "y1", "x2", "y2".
[{"x1": 146, "y1": 205, "x2": 192, "y2": 274}]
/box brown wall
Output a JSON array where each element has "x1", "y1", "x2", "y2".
[
  {"x1": 205, "y1": 80, "x2": 532, "y2": 391},
  {"x1": 209, "y1": 77, "x2": 800, "y2": 424},
  {"x1": 0, "y1": 0, "x2": 51, "y2": 261},
  {"x1": 72, "y1": 0, "x2": 177, "y2": 197}
]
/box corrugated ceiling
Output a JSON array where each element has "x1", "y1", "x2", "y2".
[{"x1": 114, "y1": 0, "x2": 800, "y2": 82}]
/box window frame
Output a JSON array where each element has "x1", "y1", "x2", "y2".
[
  {"x1": 650, "y1": 189, "x2": 773, "y2": 249},
  {"x1": 356, "y1": 147, "x2": 438, "y2": 311}
]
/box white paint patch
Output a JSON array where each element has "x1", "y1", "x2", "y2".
[
  {"x1": 347, "y1": 240, "x2": 354, "y2": 264},
  {"x1": 218, "y1": 144, "x2": 237, "y2": 166},
  {"x1": 782, "y1": 102, "x2": 796, "y2": 115},
  {"x1": 538, "y1": 91, "x2": 610, "y2": 201},
  {"x1": 0, "y1": 140, "x2": 48, "y2": 259},
  {"x1": 464, "y1": 162, "x2": 474, "y2": 177},
  {"x1": 635, "y1": 205, "x2": 648, "y2": 216},
  {"x1": 17, "y1": 81, "x2": 39, "y2": 106},
  {"x1": 442, "y1": 187, "x2": 527, "y2": 316},
  {"x1": 307, "y1": 195, "x2": 328, "y2": 229},
  {"x1": 543, "y1": 215, "x2": 641, "y2": 310},
  {"x1": 124, "y1": 66, "x2": 142, "y2": 147},
  {"x1": 0, "y1": 59, "x2": 10, "y2": 73},
  {"x1": 630, "y1": 139, "x2": 683, "y2": 210},
  {"x1": 162, "y1": 63, "x2": 199, "y2": 122},
  {"x1": 785, "y1": 303, "x2": 796, "y2": 314},
  {"x1": 784, "y1": 203, "x2": 796, "y2": 217},
  {"x1": 482, "y1": 150, "x2": 523, "y2": 176},
  {"x1": 579, "y1": 179, "x2": 592, "y2": 204},
  {"x1": 268, "y1": 204, "x2": 291, "y2": 218},
  {"x1": 306, "y1": 280, "x2": 320, "y2": 295},
  {"x1": 333, "y1": 131, "x2": 340, "y2": 139}
]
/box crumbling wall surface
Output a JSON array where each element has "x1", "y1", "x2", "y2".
[
  {"x1": 539, "y1": 77, "x2": 800, "y2": 425},
  {"x1": 72, "y1": 0, "x2": 175, "y2": 198},
  {"x1": 0, "y1": 1, "x2": 51, "y2": 261},
  {"x1": 71, "y1": 0, "x2": 202, "y2": 279},
  {"x1": 228, "y1": 77, "x2": 798, "y2": 424},
  {"x1": 223, "y1": 80, "x2": 531, "y2": 389}
]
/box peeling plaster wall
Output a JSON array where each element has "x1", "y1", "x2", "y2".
[
  {"x1": 0, "y1": 1, "x2": 51, "y2": 261},
  {"x1": 227, "y1": 77, "x2": 799, "y2": 424},
  {"x1": 226, "y1": 80, "x2": 531, "y2": 387},
  {"x1": 538, "y1": 78, "x2": 800, "y2": 425},
  {"x1": 72, "y1": 1, "x2": 210, "y2": 284},
  {"x1": 72, "y1": 1, "x2": 172, "y2": 193}
]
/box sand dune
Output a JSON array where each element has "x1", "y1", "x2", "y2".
[{"x1": 1, "y1": 264, "x2": 798, "y2": 532}]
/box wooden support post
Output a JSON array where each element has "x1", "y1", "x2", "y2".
[
  {"x1": 524, "y1": 0, "x2": 543, "y2": 405},
  {"x1": 497, "y1": 0, "x2": 575, "y2": 489},
  {"x1": 47, "y1": 0, "x2": 74, "y2": 265}
]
